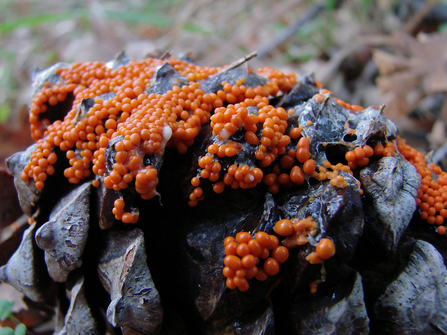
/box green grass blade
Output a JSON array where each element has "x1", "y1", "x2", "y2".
[
  {"x1": 103, "y1": 9, "x2": 173, "y2": 26},
  {"x1": 0, "y1": 9, "x2": 89, "y2": 34}
]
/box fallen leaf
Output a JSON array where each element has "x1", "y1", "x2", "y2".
[{"x1": 373, "y1": 32, "x2": 447, "y2": 119}]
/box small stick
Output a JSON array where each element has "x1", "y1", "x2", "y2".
[
  {"x1": 223, "y1": 51, "x2": 258, "y2": 72},
  {"x1": 402, "y1": 0, "x2": 440, "y2": 34}
]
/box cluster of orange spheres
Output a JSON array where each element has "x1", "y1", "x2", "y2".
[
  {"x1": 20, "y1": 56, "x2": 301, "y2": 221},
  {"x1": 344, "y1": 145, "x2": 375, "y2": 170},
  {"x1": 314, "y1": 90, "x2": 364, "y2": 112},
  {"x1": 362, "y1": 136, "x2": 447, "y2": 235},
  {"x1": 274, "y1": 217, "x2": 335, "y2": 264},
  {"x1": 314, "y1": 92, "x2": 447, "y2": 236},
  {"x1": 223, "y1": 231, "x2": 289, "y2": 291},
  {"x1": 223, "y1": 218, "x2": 337, "y2": 293},
  {"x1": 18, "y1": 53, "x2": 447, "y2": 238},
  {"x1": 396, "y1": 138, "x2": 447, "y2": 235}
]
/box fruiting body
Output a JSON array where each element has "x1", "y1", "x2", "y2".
[
  {"x1": 316, "y1": 238, "x2": 336, "y2": 260},
  {"x1": 12, "y1": 52, "x2": 447, "y2": 302}
]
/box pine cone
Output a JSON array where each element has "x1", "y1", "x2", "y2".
[{"x1": 1, "y1": 51, "x2": 447, "y2": 334}]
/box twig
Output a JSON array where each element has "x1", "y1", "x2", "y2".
[
  {"x1": 0, "y1": 214, "x2": 28, "y2": 243},
  {"x1": 433, "y1": 140, "x2": 447, "y2": 164},
  {"x1": 256, "y1": 3, "x2": 325, "y2": 59},
  {"x1": 159, "y1": 51, "x2": 171, "y2": 60},
  {"x1": 315, "y1": 35, "x2": 393, "y2": 84},
  {"x1": 223, "y1": 51, "x2": 258, "y2": 72},
  {"x1": 201, "y1": 0, "x2": 306, "y2": 65},
  {"x1": 305, "y1": 0, "x2": 439, "y2": 85},
  {"x1": 433, "y1": 97, "x2": 447, "y2": 164},
  {"x1": 402, "y1": 0, "x2": 440, "y2": 34}
]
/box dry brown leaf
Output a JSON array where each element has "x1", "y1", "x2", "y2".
[
  {"x1": 373, "y1": 49, "x2": 411, "y2": 75},
  {"x1": 375, "y1": 67, "x2": 422, "y2": 120},
  {"x1": 428, "y1": 119, "x2": 447, "y2": 148},
  {"x1": 373, "y1": 32, "x2": 447, "y2": 118}
]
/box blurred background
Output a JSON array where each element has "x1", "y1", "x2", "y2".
[
  {"x1": 1, "y1": 0, "x2": 447, "y2": 166},
  {"x1": 1, "y1": 0, "x2": 447, "y2": 332}
]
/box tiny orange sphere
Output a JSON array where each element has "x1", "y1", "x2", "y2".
[
  {"x1": 235, "y1": 268, "x2": 247, "y2": 278},
  {"x1": 345, "y1": 151, "x2": 356, "y2": 162},
  {"x1": 255, "y1": 268, "x2": 268, "y2": 281},
  {"x1": 245, "y1": 266, "x2": 258, "y2": 279},
  {"x1": 236, "y1": 231, "x2": 252, "y2": 244},
  {"x1": 222, "y1": 266, "x2": 235, "y2": 278},
  {"x1": 241, "y1": 254, "x2": 257, "y2": 268},
  {"x1": 225, "y1": 242, "x2": 238, "y2": 256},
  {"x1": 121, "y1": 212, "x2": 133, "y2": 223},
  {"x1": 271, "y1": 246, "x2": 289, "y2": 264},
  {"x1": 224, "y1": 236, "x2": 235, "y2": 246},
  {"x1": 315, "y1": 238, "x2": 336, "y2": 260},
  {"x1": 259, "y1": 247, "x2": 270, "y2": 259},
  {"x1": 303, "y1": 159, "x2": 316, "y2": 175},
  {"x1": 226, "y1": 277, "x2": 237, "y2": 289},
  {"x1": 255, "y1": 231, "x2": 271, "y2": 247},
  {"x1": 354, "y1": 147, "x2": 365, "y2": 160},
  {"x1": 363, "y1": 145, "x2": 374, "y2": 157},
  {"x1": 267, "y1": 235, "x2": 279, "y2": 250},
  {"x1": 290, "y1": 166, "x2": 305, "y2": 185},
  {"x1": 224, "y1": 255, "x2": 242, "y2": 270},
  {"x1": 234, "y1": 277, "x2": 249, "y2": 292},
  {"x1": 263, "y1": 257, "x2": 280, "y2": 276},
  {"x1": 236, "y1": 243, "x2": 251, "y2": 258},
  {"x1": 248, "y1": 239, "x2": 262, "y2": 257},
  {"x1": 213, "y1": 181, "x2": 226, "y2": 194},
  {"x1": 114, "y1": 199, "x2": 125, "y2": 210},
  {"x1": 274, "y1": 219, "x2": 294, "y2": 236},
  {"x1": 313, "y1": 94, "x2": 325, "y2": 103}
]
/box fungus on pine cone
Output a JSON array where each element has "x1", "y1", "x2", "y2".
[{"x1": 1, "y1": 51, "x2": 447, "y2": 334}]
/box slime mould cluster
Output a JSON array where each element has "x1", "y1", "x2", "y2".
[{"x1": 2, "y1": 51, "x2": 447, "y2": 335}]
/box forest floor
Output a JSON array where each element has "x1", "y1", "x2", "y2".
[
  {"x1": 1, "y1": 0, "x2": 447, "y2": 332},
  {"x1": 2, "y1": 0, "x2": 447, "y2": 168}
]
